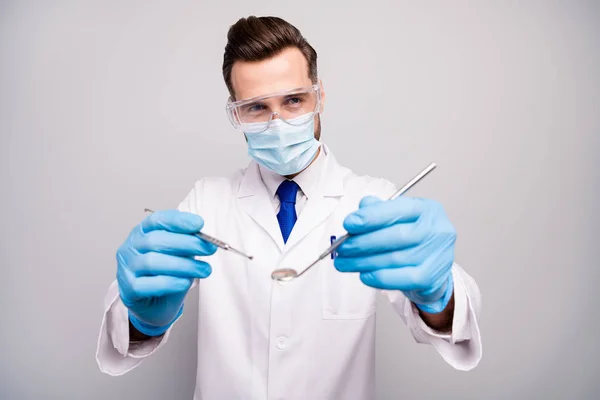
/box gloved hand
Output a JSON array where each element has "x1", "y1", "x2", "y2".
[
  {"x1": 334, "y1": 196, "x2": 455, "y2": 314},
  {"x1": 116, "y1": 210, "x2": 217, "y2": 336}
]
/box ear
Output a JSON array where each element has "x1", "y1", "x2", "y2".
[{"x1": 319, "y1": 78, "x2": 326, "y2": 113}]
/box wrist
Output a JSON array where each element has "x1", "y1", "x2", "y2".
[{"x1": 128, "y1": 304, "x2": 185, "y2": 337}]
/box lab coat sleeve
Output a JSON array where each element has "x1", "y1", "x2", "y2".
[
  {"x1": 383, "y1": 262, "x2": 482, "y2": 371},
  {"x1": 95, "y1": 181, "x2": 204, "y2": 375},
  {"x1": 95, "y1": 280, "x2": 190, "y2": 376}
]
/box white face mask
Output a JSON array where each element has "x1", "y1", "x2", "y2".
[{"x1": 242, "y1": 113, "x2": 321, "y2": 176}]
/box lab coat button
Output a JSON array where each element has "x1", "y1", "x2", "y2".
[{"x1": 276, "y1": 336, "x2": 288, "y2": 350}]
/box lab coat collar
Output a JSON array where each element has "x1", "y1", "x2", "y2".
[{"x1": 237, "y1": 143, "x2": 345, "y2": 252}]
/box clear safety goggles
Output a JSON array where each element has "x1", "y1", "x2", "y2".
[{"x1": 226, "y1": 84, "x2": 321, "y2": 133}]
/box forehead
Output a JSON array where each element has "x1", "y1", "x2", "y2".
[{"x1": 231, "y1": 47, "x2": 313, "y2": 101}]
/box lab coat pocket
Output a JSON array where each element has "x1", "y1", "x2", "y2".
[{"x1": 320, "y1": 257, "x2": 377, "y2": 320}]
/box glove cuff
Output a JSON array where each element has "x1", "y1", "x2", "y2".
[
  {"x1": 128, "y1": 304, "x2": 184, "y2": 337},
  {"x1": 415, "y1": 273, "x2": 454, "y2": 314}
]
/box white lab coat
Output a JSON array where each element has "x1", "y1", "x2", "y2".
[{"x1": 96, "y1": 144, "x2": 482, "y2": 399}]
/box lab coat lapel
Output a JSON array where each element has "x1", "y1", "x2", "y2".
[
  {"x1": 237, "y1": 162, "x2": 285, "y2": 252},
  {"x1": 284, "y1": 149, "x2": 346, "y2": 251}
]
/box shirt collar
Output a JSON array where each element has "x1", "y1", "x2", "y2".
[{"x1": 259, "y1": 143, "x2": 326, "y2": 200}]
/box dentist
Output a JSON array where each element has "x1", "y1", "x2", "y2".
[{"x1": 96, "y1": 15, "x2": 482, "y2": 399}]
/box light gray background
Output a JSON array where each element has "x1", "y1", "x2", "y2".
[{"x1": 1, "y1": 1, "x2": 599, "y2": 399}]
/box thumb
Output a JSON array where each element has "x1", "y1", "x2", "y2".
[
  {"x1": 359, "y1": 195, "x2": 383, "y2": 208},
  {"x1": 343, "y1": 196, "x2": 384, "y2": 233}
]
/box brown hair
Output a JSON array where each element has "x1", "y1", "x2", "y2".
[{"x1": 222, "y1": 16, "x2": 318, "y2": 99}]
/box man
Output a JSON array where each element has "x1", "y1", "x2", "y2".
[{"x1": 96, "y1": 15, "x2": 482, "y2": 399}]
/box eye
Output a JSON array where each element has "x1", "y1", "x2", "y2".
[
  {"x1": 284, "y1": 96, "x2": 304, "y2": 107},
  {"x1": 244, "y1": 103, "x2": 267, "y2": 113}
]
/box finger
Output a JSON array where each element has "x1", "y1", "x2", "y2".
[
  {"x1": 141, "y1": 209, "x2": 206, "y2": 234},
  {"x1": 360, "y1": 258, "x2": 443, "y2": 292},
  {"x1": 334, "y1": 247, "x2": 423, "y2": 273},
  {"x1": 131, "y1": 275, "x2": 194, "y2": 298},
  {"x1": 336, "y1": 222, "x2": 426, "y2": 257},
  {"x1": 131, "y1": 251, "x2": 213, "y2": 279},
  {"x1": 359, "y1": 264, "x2": 428, "y2": 291},
  {"x1": 133, "y1": 228, "x2": 217, "y2": 256},
  {"x1": 343, "y1": 197, "x2": 423, "y2": 235},
  {"x1": 418, "y1": 269, "x2": 453, "y2": 299}
]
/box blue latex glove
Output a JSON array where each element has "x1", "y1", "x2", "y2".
[
  {"x1": 116, "y1": 210, "x2": 217, "y2": 336},
  {"x1": 334, "y1": 196, "x2": 455, "y2": 314}
]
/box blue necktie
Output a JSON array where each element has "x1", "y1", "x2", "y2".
[{"x1": 276, "y1": 180, "x2": 299, "y2": 244}]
